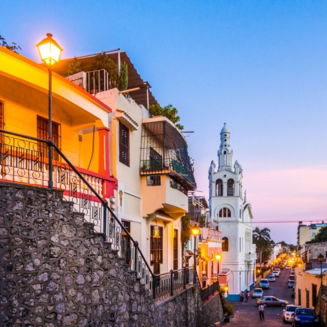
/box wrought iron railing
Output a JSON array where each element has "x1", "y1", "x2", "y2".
[
  {"x1": 140, "y1": 159, "x2": 196, "y2": 188},
  {"x1": 0, "y1": 130, "x2": 154, "y2": 292},
  {"x1": 153, "y1": 267, "x2": 195, "y2": 301},
  {"x1": 200, "y1": 281, "x2": 219, "y2": 302}
]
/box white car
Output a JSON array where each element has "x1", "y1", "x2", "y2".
[
  {"x1": 273, "y1": 270, "x2": 280, "y2": 277},
  {"x1": 283, "y1": 304, "x2": 299, "y2": 323},
  {"x1": 252, "y1": 288, "x2": 264, "y2": 298}
]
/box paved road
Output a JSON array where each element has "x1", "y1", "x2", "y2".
[{"x1": 227, "y1": 270, "x2": 293, "y2": 327}]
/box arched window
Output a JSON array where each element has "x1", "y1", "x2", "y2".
[
  {"x1": 216, "y1": 179, "x2": 223, "y2": 196},
  {"x1": 222, "y1": 237, "x2": 229, "y2": 251},
  {"x1": 227, "y1": 179, "x2": 234, "y2": 196},
  {"x1": 218, "y1": 207, "x2": 231, "y2": 218}
]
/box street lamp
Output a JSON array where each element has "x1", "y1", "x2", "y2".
[
  {"x1": 191, "y1": 226, "x2": 200, "y2": 283},
  {"x1": 215, "y1": 253, "x2": 222, "y2": 291},
  {"x1": 318, "y1": 253, "x2": 324, "y2": 288},
  {"x1": 36, "y1": 33, "x2": 63, "y2": 188}
]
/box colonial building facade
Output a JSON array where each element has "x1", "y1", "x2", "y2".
[{"x1": 208, "y1": 123, "x2": 256, "y2": 300}]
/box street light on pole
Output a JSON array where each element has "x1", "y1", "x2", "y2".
[
  {"x1": 318, "y1": 253, "x2": 324, "y2": 288},
  {"x1": 36, "y1": 33, "x2": 63, "y2": 189},
  {"x1": 191, "y1": 226, "x2": 200, "y2": 283},
  {"x1": 215, "y1": 253, "x2": 222, "y2": 291}
]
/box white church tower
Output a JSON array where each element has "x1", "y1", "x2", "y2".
[{"x1": 208, "y1": 123, "x2": 256, "y2": 301}]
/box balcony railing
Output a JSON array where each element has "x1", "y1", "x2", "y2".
[
  {"x1": 0, "y1": 130, "x2": 154, "y2": 293},
  {"x1": 86, "y1": 69, "x2": 110, "y2": 94},
  {"x1": 153, "y1": 267, "x2": 195, "y2": 301},
  {"x1": 140, "y1": 159, "x2": 196, "y2": 189}
]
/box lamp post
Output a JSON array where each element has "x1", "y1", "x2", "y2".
[
  {"x1": 215, "y1": 253, "x2": 222, "y2": 291},
  {"x1": 318, "y1": 253, "x2": 324, "y2": 288},
  {"x1": 36, "y1": 33, "x2": 63, "y2": 189},
  {"x1": 191, "y1": 226, "x2": 200, "y2": 283}
]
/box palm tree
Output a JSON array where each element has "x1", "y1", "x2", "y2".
[{"x1": 253, "y1": 227, "x2": 272, "y2": 269}]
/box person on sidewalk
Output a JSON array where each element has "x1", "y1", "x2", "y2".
[
  {"x1": 244, "y1": 289, "x2": 249, "y2": 302},
  {"x1": 240, "y1": 291, "x2": 244, "y2": 303},
  {"x1": 258, "y1": 303, "x2": 265, "y2": 321}
]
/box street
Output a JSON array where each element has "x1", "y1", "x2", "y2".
[{"x1": 227, "y1": 270, "x2": 293, "y2": 327}]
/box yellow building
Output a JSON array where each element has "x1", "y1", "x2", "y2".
[
  {"x1": 295, "y1": 267, "x2": 327, "y2": 308},
  {"x1": 0, "y1": 47, "x2": 117, "y2": 229}
]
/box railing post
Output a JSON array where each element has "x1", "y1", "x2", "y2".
[
  {"x1": 152, "y1": 275, "x2": 157, "y2": 299},
  {"x1": 183, "y1": 268, "x2": 186, "y2": 289},
  {"x1": 134, "y1": 241, "x2": 138, "y2": 272},
  {"x1": 170, "y1": 270, "x2": 174, "y2": 296},
  {"x1": 103, "y1": 203, "x2": 107, "y2": 237}
]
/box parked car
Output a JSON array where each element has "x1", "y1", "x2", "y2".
[
  {"x1": 256, "y1": 296, "x2": 288, "y2": 307},
  {"x1": 259, "y1": 279, "x2": 270, "y2": 289},
  {"x1": 292, "y1": 308, "x2": 320, "y2": 326},
  {"x1": 288, "y1": 281, "x2": 295, "y2": 288},
  {"x1": 286, "y1": 266, "x2": 291, "y2": 270},
  {"x1": 283, "y1": 305, "x2": 299, "y2": 323},
  {"x1": 252, "y1": 288, "x2": 264, "y2": 298},
  {"x1": 267, "y1": 275, "x2": 276, "y2": 282},
  {"x1": 273, "y1": 270, "x2": 280, "y2": 277}
]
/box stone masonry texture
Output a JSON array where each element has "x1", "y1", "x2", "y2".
[{"x1": 0, "y1": 183, "x2": 223, "y2": 327}]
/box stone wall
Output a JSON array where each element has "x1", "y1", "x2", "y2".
[
  {"x1": 201, "y1": 293, "x2": 223, "y2": 327},
  {"x1": 0, "y1": 183, "x2": 223, "y2": 327},
  {"x1": 0, "y1": 184, "x2": 155, "y2": 327}
]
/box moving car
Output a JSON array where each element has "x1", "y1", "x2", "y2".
[
  {"x1": 267, "y1": 275, "x2": 276, "y2": 282},
  {"x1": 252, "y1": 288, "x2": 264, "y2": 299},
  {"x1": 283, "y1": 305, "x2": 299, "y2": 323},
  {"x1": 256, "y1": 296, "x2": 288, "y2": 307},
  {"x1": 288, "y1": 280, "x2": 295, "y2": 288},
  {"x1": 259, "y1": 279, "x2": 270, "y2": 289},
  {"x1": 273, "y1": 270, "x2": 280, "y2": 277},
  {"x1": 292, "y1": 308, "x2": 319, "y2": 326}
]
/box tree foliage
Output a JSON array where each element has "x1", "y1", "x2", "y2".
[
  {"x1": 0, "y1": 35, "x2": 21, "y2": 53},
  {"x1": 65, "y1": 52, "x2": 129, "y2": 90},
  {"x1": 149, "y1": 104, "x2": 184, "y2": 130},
  {"x1": 253, "y1": 227, "x2": 274, "y2": 265},
  {"x1": 307, "y1": 226, "x2": 327, "y2": 243},
  {"x1": 181, "y1": 215, "x2": 191, "y2": 246}
]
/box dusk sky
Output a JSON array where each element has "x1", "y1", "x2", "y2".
[{"x1": 2, "y1": 0, "x2": 327, "y2": 243}]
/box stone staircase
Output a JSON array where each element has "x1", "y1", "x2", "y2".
[{"x1": 0, "y1": 183, "x2": 155, "y2": 327}]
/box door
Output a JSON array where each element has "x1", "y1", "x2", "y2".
[
  {"x1": 173, "y1": 229, "x2": 178, "y2": 270},
  {"x1": 121, "y1": 221, "x2": 131, "y2": 264},
  {"x1": 312, "y1": 284, "x2": 317, "y2": 307},
  {"x1": 150, "y1": 225, "x2": 163, "y2": 274}
]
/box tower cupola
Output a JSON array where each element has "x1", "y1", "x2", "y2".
[{"x1": 218, "y1": 123, "x2": 233, "y2": 170}]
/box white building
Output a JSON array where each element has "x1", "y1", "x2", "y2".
[{"x1": 208, "y1": 123, "x2": 256, "y2": 301}]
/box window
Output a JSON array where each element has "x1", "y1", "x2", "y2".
[
  {"x1": 146, "y1": 175, "x2": 161, "y2": 186},
  {"x1": 219, "y1": 207, "x2": 231, "y2": 218},
  {"x1": 227, "y1": 179, "x2": 234, "y2": 196},
  {"x1": 37, "y1": 116, "x2": 61, "y2": 159},
  {"x1": 216, "y1": 179, "x2": 223, "y2": 196},
  {"x1": 150, "y1": 225, "x2": 163, "y2": 274},
  {"x1": 119, "y1": 122, "x2": 129, "y2": 166},
  {"x1": 298, "y1": 289, "x2": 302, "y2": 306},
  {"x1": 149, "y1": 147, "x2": 162, "y2": 170},
  {"x1": 312, "y1": 284, "x2": 317, "y2": 307},
  {"x1": 222, "y1": 237, "x2": 229, "y2": 251}
]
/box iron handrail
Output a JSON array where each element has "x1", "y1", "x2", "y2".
[{"x1": 0, "y1": 129, "x2": 154, "y2": 280}]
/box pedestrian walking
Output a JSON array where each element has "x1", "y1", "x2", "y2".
[
  {"x1": 258, "y1": 303, "x2": 265, "y2": 321},
  {"x1": 245, "y1": 289, "x2": 249, "y2": 302},
  {"x1": 240, "y1": 291, "x2": 244, "y2": 303}
]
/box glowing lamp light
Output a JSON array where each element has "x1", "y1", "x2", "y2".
[
  {"x1": 191, "y1": 226, "x2": 200, "y2": 237},
  {"x1": 215, "y1": 254, "x2": 222, "y2": 262},
  {"x1": 36, "y1": 33, "x2": 63, "y2": 66},
  {"x1": 152, "y1": 225, "x2": 160, "y2": 239},
  {"x1": 224, "y1": 286, "x2": 229, "y2": 292}
]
